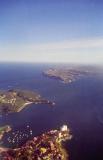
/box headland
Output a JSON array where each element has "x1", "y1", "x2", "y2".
[
  {"x1": 0, "y1": 89, "x2": 55, "y2": 115},
  {"x1": 43, "y1": 68, "x2": 90, "y2": 84}
]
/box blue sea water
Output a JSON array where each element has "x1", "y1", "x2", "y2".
[{"x1": 0, "y1": 63, "x2": 103, "y2": 160}]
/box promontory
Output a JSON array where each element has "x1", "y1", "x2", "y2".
[
  {"x1": 43, "y1": 68, "x2": 91, "y2": 84},
  {"x1": 0, "y1": 89, "x2": 54, "y2": 115}
]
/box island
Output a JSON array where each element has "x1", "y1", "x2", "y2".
[
  {"x1": 0, "y1": 125, "x2": 11, "y2": 141},
  {"x1": 0, "y1": 125, "x2": 72, "y2": 160},
  {"x1": 43, "y1": 68, "x2": 90, "y2": 84},
  {"x1": 0, "y1": 89, "x2": 55, "y2": 115}
]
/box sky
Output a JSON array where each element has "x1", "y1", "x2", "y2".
[{"x1": 0, "y1": 0, "x2": 103, "y2": 64}]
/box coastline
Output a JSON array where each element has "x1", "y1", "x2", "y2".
[
  {"x1": 0, "y1": 125, "x2": 72, "y2": 159},
  {"x1": 0, "y1": 89, "x2": 55, "y2": 115},
  {"x1": 17, "y1": 100, "x2": 55, "y2": 112},
  {"x1": 17, "y1": 102, "x2": 33, "y2": 112},
  {"x1": 60, "y1": 144, "x2": 69, "y2": 160},
  {"x1": 0, "y1": 126, "x2": 11, "y2": 141}
]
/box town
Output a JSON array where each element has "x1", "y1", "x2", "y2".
[{"x1": 1, "y1": 125, "x2": 72, "y2": 160}]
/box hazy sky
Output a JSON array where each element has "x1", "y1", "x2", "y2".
[{"x1": 0, "y1": 0, "x2": 103, "y2": 64}]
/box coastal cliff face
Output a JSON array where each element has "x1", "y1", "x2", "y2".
[{"x1": 0, "y1": 125, "x2": 72, "y2": 160}]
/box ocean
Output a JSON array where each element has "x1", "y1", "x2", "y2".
[{"x1": 0, "y1": 63, "x2": 103, "y2": 160}]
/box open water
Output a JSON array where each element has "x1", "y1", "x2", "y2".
[{"x1": 0, "y1": 63, "x2": 103, "y2": 160}]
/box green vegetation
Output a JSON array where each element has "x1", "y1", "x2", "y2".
[{"x1": 0, "y1": 89, "x2": 53, "y2": 115}]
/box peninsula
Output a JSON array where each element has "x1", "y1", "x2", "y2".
[
  {"x1": 44, "y1": 68, "x2": 90, "y2": 84},
  {"x1": 1, "y1": 125, "x2": 72, "y2": 160},
  {"x1": 0, "y1": 89, "x2": 55, "y2": 115}
]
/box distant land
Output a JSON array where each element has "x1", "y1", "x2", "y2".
[
  {"x1": 0, "y1": 89, "x2": 55, "y2": 115},
  {"x1": 43, "y1": 68, "x2": 92, "y2": 84},
  {"x1": 0, "y1": 125, "x2": 72, "y2": 160}
]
